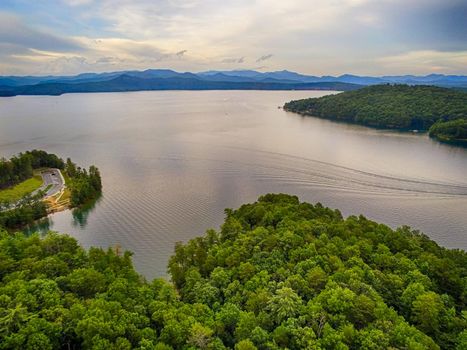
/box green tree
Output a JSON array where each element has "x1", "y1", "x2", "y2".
[{"x1": 267, "y1": 287, "x2": 302, "y2": 324}]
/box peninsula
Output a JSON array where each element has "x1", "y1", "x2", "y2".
[
  {"x1": 284, "y1": 84, "x2": 467, "y2": 146},
  {"x1": 0, "y1": 150, "x2": 102, "y2": 229}
]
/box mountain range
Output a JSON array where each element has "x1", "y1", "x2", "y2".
[
  {"x1": 199, "y1": 70, "x2": 467, "y2": 87},
  {"x1": 0, "y1": 69, "x2": 466, "y2": 96}
]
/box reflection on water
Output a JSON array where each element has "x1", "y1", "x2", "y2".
[
  {"x1": 22, "y1": 216, "x2": 52, "y2": 235},
  {"x1": 1, "y1": 90, "x2": 466, "y2": 279},
  {"x1": 72, "y1": 195, "x2": 102, "y2": 228},
  {"x1": 22, "y1": 195, "x2": 102, "y2": 234}
]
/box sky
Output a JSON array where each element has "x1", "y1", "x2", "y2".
[{"x1": 0, "y1": 0, "x2": 466, "y2": 76}]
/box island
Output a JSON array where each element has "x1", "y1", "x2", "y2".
[
  {"x1": 0, "y1": 194, "x2": 465, "y2": 349},
  {"x1": 0, "y1": 150, "x2": 102, "y2": 229},
  {"x1": 284, "y1": 84, "x2": 467, "y2": 146}
]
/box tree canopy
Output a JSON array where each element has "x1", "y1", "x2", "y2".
[
  {"x1": 0, "y1": 194, "x2": 466, "y2": 349},
  {"x1": 428, "y1": 119, "x2": 467, "y2": 146},
  {"x1": 64, "y1": 158, "x2": 102, "y2": 207}
]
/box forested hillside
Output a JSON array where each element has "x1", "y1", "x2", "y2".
[
  {"x1": 284, "y1": 85, "x2": 467, "y2": 144},
  {"x1": 1, "y1": 194, "x2": 465, "y2": 349},
  {"x1": 64, "y1": 158, "x2": 102, "y2": 207}
]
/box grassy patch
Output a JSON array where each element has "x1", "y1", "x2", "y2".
[
  {"x1": 60, "y1": 170, "x2": 71, "y2": 185},
  {"x1": 57, "y1": 170, "x2": 71, "y2": 202},
  {"x1": 60, "y1": 188, "x2": 71, "y2": 202},
  {"x1": 0, "y1": 176, "x2": 43, "y2": 203}
]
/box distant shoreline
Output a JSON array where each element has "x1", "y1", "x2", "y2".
[
  {"x1": 3, "y1": 68, "x2": 466, "y2": 97},
  {"x1": 0, "y1": 77, "x2": 359, "y2": 97},
  {"x1": 0, "y1": 88, "x2": 345, "y2": 97}
]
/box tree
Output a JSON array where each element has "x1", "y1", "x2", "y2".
[
  {"x1": 411, "y1": 292, "x2": 444, "y2": 336},
  {"x1": 188, "y1": 322, "x2": 213, "y2": 349},
  {"x1": 235, "y1": 339, "x2": 257, "y2": 350},
  {"x1": 267, "y1": 287, "x2": 302, "y2": 324}
]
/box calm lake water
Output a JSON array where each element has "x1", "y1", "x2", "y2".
[{"x1": 1, "y1": 90, "x2": 466, "y2": 278}]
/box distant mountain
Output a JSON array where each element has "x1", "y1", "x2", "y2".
[
  {"x1": 0, "y1": 68, "x2": 466, "y2": 96},
  {"x1": 198, "y1": 70, "x2": 319, "y2": 82},
  {"x1": 197, "y1": 72, "x2": 259, "y2": 83},
  {"x1": 263, "y1": 70, "x2": 321, "y2": 82},
  {"x1": 0, "y1": 76, "x2": 53, "y2": 87},
  {"x1": 199, "y1": 70, "x2": 263, "y2": 78},
  {"x1": 197, "y1": 70, "x2": 467, "y2": 87},
  {"x1": 333, "y1": 74, "x2": 387, "y2": 85},
  {"x1": 0, "y1": 74, "x2": 361, "y2": 97}
]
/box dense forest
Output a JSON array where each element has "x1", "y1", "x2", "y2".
[
  {"x1": 0, "y1": 192, "x2": 47, "y2": 228},
  {"x1": 283, "y1": 85, "x2": 467, "y2": 143},
  {"x1": 0, "y1": 151, "x2": 102, "y2": 229},
  {"x1": 428, "y1": 119, "x2": 467, "y2": 146},
  {"x1": 0, "y1": 194, "x2": 465, "y2": 349},
  {"x1": 0, "y1": 150, "x2": 64, "y2": 189},
  {"x1": 64, "y1": 158, "x2": 102, "y2": 207}
]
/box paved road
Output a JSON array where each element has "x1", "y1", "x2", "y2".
[{"x1": 33, "y1": 168, "x2": 65, "y2": 198}]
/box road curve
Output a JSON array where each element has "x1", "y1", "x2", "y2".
[{"x1": 33, "y1": 168, "x2": 65, "y2": 198}]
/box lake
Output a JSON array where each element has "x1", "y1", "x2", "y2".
[{"x1": 0, "y1": 90, "x2": 466, "y2": 279}]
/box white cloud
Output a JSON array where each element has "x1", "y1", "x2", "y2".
[
  {"x1": 0, "y1": 12, "x2": 81, "y2": 52},
  {"x1": 377, "y1": 50, "x2": 467, "y2": 74},
  {"x1": 62, "y1": 0, "x2": 94, "y2": 6}
]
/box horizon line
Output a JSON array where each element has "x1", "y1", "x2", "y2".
[{"x1": 2, "y1": 68, "x2": 467, "y2": 78}]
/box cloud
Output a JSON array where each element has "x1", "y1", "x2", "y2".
[
  {"x1": 376, "y1": 50, "x2": 467, "y2": 74},
  {"x1": 221, "y1": 57, "x2": 245, "y2": 64},
  {"x1": 0, "y1": 12, "x2": 82, "y2": 52},
  {"x1": 95, "y1": 56, "x2": 125, "y2": 65},
  {"x1": 256, "y1": 54, "x2": 273, "y2": 63},
  {"x1": 175, "y1": 50, "x2": 187, "y2": 57},
  {"x1": 43, "y1": 56, "x2": 89, "y2": 74},
  {"x1": 62, "y1": 0, "x2": 94, "y2": 6},
  {"x1": 357, "y1": 0, "x2": 467, "y2": 52}
]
